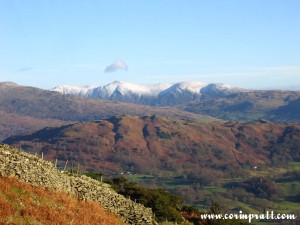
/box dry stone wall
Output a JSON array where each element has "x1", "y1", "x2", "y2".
[{"x1": 0, "y1": 144, "x2": 156, "y2": 225}]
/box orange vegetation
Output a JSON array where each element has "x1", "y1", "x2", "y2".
[
  {"x1": 5, "y1": 115, "x2": 300, "y2": 176},
  {"x1": 0, "y1": 176, "x2": 123, "y2": 225}
]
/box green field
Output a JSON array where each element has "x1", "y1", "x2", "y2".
[{"x1": 123, "y1": 162, "x2": 300, "y2": 224}]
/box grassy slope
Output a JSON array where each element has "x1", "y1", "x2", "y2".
[{"x1": 0, "y1": 176, "x2": 124, "y2": 225}]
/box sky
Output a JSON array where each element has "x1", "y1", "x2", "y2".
[{"x1": 0, "y1": 0, "x2": 299, "y2": 90}]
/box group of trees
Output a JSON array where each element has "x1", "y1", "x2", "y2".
[
  {"x1": 107, "y1": 177, "x2": 183, "y2": 222},
  {"x1": 236, "y1": 177, "x2": 283, "y2": 201},
  {"x1": 84, "y1": 173, "x2": 252, "y2": 224}
]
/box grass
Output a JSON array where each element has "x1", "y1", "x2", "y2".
[
  {"x1": 287, "y1": 161, "x2": 300, "y2": 168},
  {"x1": 0, "y1": 176, "x2": 124, "y2": 225},
  {"x1": 276, "y1": 201, "x2": 300, "y2": 212},
  {"x1": 278, "y1": 181, "x2": 300, "y2": 195},
  {"x1": 123, "y1": 161, "x2": 300, "y2": 217}
]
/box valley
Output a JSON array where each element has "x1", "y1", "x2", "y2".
[
  {"x1": 3, "y1": 115, "x2": 300, "y2": 223},
  {"x1": 2, "y1": 1, "x2": 300, "y2": 223},
  {"x1": 1, "y1": 81, "x2": 300, "y2": 224}
]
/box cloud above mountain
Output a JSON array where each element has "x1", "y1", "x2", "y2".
[{"x1": 104, "y1": 60, "x2": 128, "y2": 73}]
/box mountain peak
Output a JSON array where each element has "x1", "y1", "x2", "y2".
[
  {"x1": 112, "y1": 80, "x2": 123, "y2": 84},
  {"x1": 0, "y1": 81, "x2": 18, "y2": 86},
  {"x1": 52, "y1": 81, "x2": 241, "y2": 106}
]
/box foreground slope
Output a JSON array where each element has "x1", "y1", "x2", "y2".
[
  {"x1": 0, "y1": 176, "x2": 123, "y2": 225},
  {"x1": 0, "y1": 144, "x2": 155, "y2": 225},
  {"x1": 4, "y1": 116, "x2": 300, "y2": 177}
]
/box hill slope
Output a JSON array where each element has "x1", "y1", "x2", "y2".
[
  {"x1": 0, "y1": 109, "x2": 69, "y2": 141},
  {"x1": 0, "y1": 176, "x2": 123, "y2": 225},
  {"x1": 0, "y1": 144, "x2": 155, "y2": 225},
  {"x1": 4, "y1": 116, "x2": 300, "y2": 178},
  {"x1": 182, "y1": 90, "x2": 300, "y2": 122}
]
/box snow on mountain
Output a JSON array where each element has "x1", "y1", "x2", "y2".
[
  {"x1": 155, "y1": 82, "x2": 207, "y2": 105},
  {"x1": 200, "y1": 83, "x2": 236, "y2": 96},
  {"x1": 51, "y1": 81, "x2": 241, "y2": 106},
  {"x1": 53, "y1": 85, "x2": 95, "y2": 97},
  {"x1": 96, "y1": 80, "x2": 173, "y2": 97},
  {"x1": 159, "y1": 82, "x2": 207, "y2": 96}
]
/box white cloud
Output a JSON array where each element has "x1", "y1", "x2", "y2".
[{"x1": 104, "y1": 60, "x2": 128, "y2": 73}]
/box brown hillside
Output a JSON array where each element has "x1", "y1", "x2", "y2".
[
  {"x1": 0, "y1": 109, "x2": 69, "y2": 141},
  {"x1": 4, "y1": 116, "x2": 300, "y2": 178},
  {"x1": 0, "y1": 176, "x2": 123, "y2": 225}
]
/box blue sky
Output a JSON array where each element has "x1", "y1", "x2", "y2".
[{"x1": 0, "y1": 0, "x2": 299, "y2": 89}]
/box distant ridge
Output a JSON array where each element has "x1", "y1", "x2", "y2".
[
  {"x1": 52, "y1": 80, "x2": 244, "y2": 106},
  {"x1": 52, "y1": 80, "x2": 300, "y2": 122},
  {"x1": 0, "y1": 81, "x2": 216, "y2": 140}
]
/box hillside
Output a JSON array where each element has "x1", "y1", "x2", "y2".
[
  {"x1": 0, "y1": 82, "x2": 216, "y2": 141},
  {"x1": 4, "y1": 115, "x2": 300, "y2": 177},
  {"x1": 268, "y1": 97, "x2": 300, "y2": 122},
  {"x1": 182, "y1": 90, "x2": 300, "y2": 122},
  {"x1": 0, "y1": 176, "x2": 123, "y2": 225},
  {"x1": 0, "y1": 109, "x2": 69, "y2": 141},
  {"x1": 0, "y1": 144, "x2": 155, "y2": 225}
]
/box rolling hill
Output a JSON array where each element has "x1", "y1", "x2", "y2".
[
  {"x1": 182, "y1": 90, "x2": 300, "y2": 122},
  {"x1": 0, "y1": 109, "x2": 69, "y2": 141},
  {"x1": 4, "y1": 115, "x2": 300, "y2": 178}
]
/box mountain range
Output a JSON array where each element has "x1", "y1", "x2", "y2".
[
  {"x1": 53, "y1": 81, "x2": 300, "y2": 122},
  {"x1": 52, "y1": 80, "x2": 244, "y2": 106},
  {"x1": 1, "y1": 80, "x2": 300, "y2": 141},
  {"x1": 0, "y1": 82, "x2": 214, "y2": 141}
]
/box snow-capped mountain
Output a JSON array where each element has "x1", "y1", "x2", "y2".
[
  {"x1": 52, "y1": 80, "x2": 243, "y2": 106},
  {"x1": 200, "y1": 83, "x2": 242, "y2": 97},
  {"x1": 53, "y1": 85, "x2": 95, "y2": 97}
]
